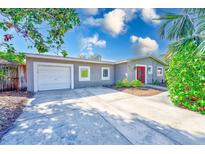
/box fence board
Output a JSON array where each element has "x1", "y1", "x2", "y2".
[{"x1": 0, "y1": 65, "x2": 19, "y2": 92}]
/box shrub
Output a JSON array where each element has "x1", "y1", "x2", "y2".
[
  {"x1": 166, "y1": 45, "x2": 205, "y2": 114},
  {"x1": 122, "y1": 78, "x2": 131, "y2": 87},
  {"x1": 130, "y1": 80, "x2": 142, "y2": 88},
  {"x1": 116, "y1": 80, "x2": 123, "y2": 88},
  {"x1": 153, "y1": 80, "x2": 160, "y2": 86}
]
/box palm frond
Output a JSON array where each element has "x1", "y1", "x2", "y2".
[
  {"x1": 159, "y1": 13, "x2": 194, "y2": 40},
  {"x1": 184, "y1": 8, "x2": 205, "y2": 16},
  {"x1": 195, "y1": 16, "x2": 205, "y2": 34},
  {"x1": 195, "y1": 40, "x2": 205, "y2": 54},
  {"x1": 164, "y1": 36, "x2": 200, "y2": 61},
  {"x1": 159, "y1": 20, "x2": 171, "y2": 39}
]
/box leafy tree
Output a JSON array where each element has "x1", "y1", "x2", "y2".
[
  {"x1": 0, "y1": 8, "x2": 80, "y2": 54},
  {"x1": 61, "y1": 50, "x2": 68, "y2": 57},
  {"x1": 159, "y1": 9, "x2": 205, "y2": 113},
  {"x1": 0, "y1": 51, "x2": 25, "y2": 64}
]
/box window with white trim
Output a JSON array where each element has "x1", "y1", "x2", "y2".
[
  {"x1": 79, "y1": 66, "x2": 90, "y2": 81},
  {"x1": 147, "y1": 65, "x2": 153, "y2": 74},
  {"x1": 101, "y1": 67, "x2": 110, "y2": 80},
  {"x1": 157, "y1": 67, "x2": 163, "y2": 77}
]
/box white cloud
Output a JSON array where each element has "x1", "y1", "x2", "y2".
[
  {"x1": 83, "y1": 9, "x2": 138, "y2": 37},
  {"x1": 141, "y1": 8, "x2": 160, "y2": 25},
  {"x1": 80, "y1": 34, "x2": 106, "y2": 52},
  {"x1": 122, "y1": 8, "x2": 139, "y2": 22},
  {"x1": 83, "y1": 17, "x2": 102, "y2": 26},
  {"x1": 83, "y1": 9, "x2": 160, "y2": 36},
  {"x1": 82, "y1": 8, "x2": 98, "y2": 16},
  {"x1": 130, "y1": 35, "x2": 159, "y2": 54},
  {"x1": 102, "y1": 9, "x2": 127, "y2": 36},
  {"x1": 130, "y1": 35, "x2": 138, "y2": 43}
]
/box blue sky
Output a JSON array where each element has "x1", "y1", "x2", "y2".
[{"x1": 1, "y1": 8, "x2": 179, "y2": 61}]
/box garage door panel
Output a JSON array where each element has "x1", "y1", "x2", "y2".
[
  {"x1": 38, "y1": 83, "x2": 70, "y2": 91},
  {"x1": 37, "y1": 65, "x2": 71, "y2": 91}
]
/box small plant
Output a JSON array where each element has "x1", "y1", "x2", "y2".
[
  {"x1": 153, "y1": 80, "x2": 160, "y2": 86},
  {"x1": 115, "y1": 80, "x2": 123, "y2": 88},
  {"x1": 122, "y1": 78, "x2": 131, "y2": 88},
  {"x1": 130, "y1": 80, "x2": 142, "y2": 88}
]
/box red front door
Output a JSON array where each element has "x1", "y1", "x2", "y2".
[{"x1": 136, "y1": 66, "x2": 145, "y2": 83}]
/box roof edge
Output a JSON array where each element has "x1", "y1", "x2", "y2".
[
  {"x1": 26, "y1": 53, "x2": 115, "y2": 65},
  {"x1": 115, "y1": 56, "x2": 167, "y2": 65},
  {"x1": 26, "y1": 53, "x2": 167, "y2": 66}
]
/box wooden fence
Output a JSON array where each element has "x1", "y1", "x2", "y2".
[{"x1": 0, "y1": 64, "x2": 26, "y2": 92}]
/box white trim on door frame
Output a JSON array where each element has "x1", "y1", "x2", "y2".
[
  {"x1": 135, "y1": 64, "x2": 147, "y2": 84},
  {"x1": 33, "y1": 62, "x2": 74, "y2": 92}
]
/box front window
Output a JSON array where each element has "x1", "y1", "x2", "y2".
[
  {"x1": 102, "y1": 67, "x2": 110, "y2": 80},
  {"x1": 147, "y1": 66, "x2": 153, "y2": 74},
  {"x1": 157, "y1": 67, "x2": 163, "y2": 76},
  {"x1": 79, "y1": 66, "x2": 90, "y2": 81}
]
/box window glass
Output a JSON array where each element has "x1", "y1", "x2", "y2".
[
  {"x1": 103, "y1": 69, "x2": 108, "y2": 77},
  {"x1": 79, "y1": 66, "x2": 90, "y2": 81},
  {"x1": 147, "y1": 66, "x2": 152, "y2": 74},
  {"x1": 81, "y1": 68, "x2": 88, "y2": 78},
  {"x1": 157, "y1": 67, "x2": 163, "y2": 76},
  {"x1": 102, "y1": 67, "x2": 110, "y2": 80}
]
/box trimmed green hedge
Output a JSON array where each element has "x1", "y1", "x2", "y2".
[
  {"x1": 166, "y1": 48, "x2": 205, "y2": 114},
  {"x1": 116, "y1": 79, "x2": 142, "y2": 88},
  {"x1": 130, "y1": 80, "x2": 142, "y2": 88}
]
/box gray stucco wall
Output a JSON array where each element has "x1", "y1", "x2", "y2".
[
  {"x1": 114, "y1": 62, "x2": 128, "y2": 82},
  {"x1": 26, "y1": 60, "x2": 34, "y2": 92},
  {"x1": 127, "y1": 58, "x2": 165, "y2": 83},
  {"x1": 26, "y1": 57, "x2": 115, "y2": 92}
]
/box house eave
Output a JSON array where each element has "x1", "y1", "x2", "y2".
[
  {"x1": 26, "y1": 53, "x2": 116, "y2": 65},
  {"x1": 128, "y1": 56, "x2": 167, "y2": 66}
]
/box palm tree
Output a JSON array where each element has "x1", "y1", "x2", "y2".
[{"x1": 158, "y1": 8, "x2": 205, "y2": 61}]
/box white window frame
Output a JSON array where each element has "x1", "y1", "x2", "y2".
[
  {"x1": 147, "y1": 65, "x2": 153, "y2": 74},
  {"x1": 79, "y1": 66, "x2": 90, "y2": 81},
  {"x1": 157, "y1": 66, "x2": 163, "y2": 77},
  {"x1": 101, "y1": 67, "x2": 110, "y2": 80}
]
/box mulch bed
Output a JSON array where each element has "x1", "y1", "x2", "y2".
[
  {"x1": 111, "y1": 86, "x2": 164, "y2": 96},
  {"x1": 0, "y1": 91, "x2": 32, "y2": 138}
]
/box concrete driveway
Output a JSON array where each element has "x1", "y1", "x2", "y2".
[{"x1": 1, "y1": 87, "x2": 205, "y2": 144}]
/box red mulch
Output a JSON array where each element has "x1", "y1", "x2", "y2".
[{"x1": 0, "y1": 91, "x2": 32, "y2": 136}]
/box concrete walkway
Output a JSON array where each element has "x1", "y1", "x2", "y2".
[{"x1": 1, "y1": 87, "x2": 205, "y2": 144}]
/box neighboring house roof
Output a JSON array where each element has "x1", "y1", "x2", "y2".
[
  {"x1": 0, "y1": 59, "x2": 19, "y2": 66},
  {"x1": 115, "y1": 55, "x2": 167, "y2": 65},
  {"x1": 26, "y1": 53, "x2": 167, "y2": 65}
]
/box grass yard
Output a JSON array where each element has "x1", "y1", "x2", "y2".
[{"x1": 0, "y1": 91, "x2": 31, "y2": 138}]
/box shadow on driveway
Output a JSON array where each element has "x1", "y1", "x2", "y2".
[{"x1": 0, "y1": 87, "x2": 205, "y2": 145}]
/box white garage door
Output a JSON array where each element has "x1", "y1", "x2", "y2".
[{"x1": 37, "y1": 65, "x2": 71, "y2": 91}]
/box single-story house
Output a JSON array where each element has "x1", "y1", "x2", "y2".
[{"x1": 26, "y1": 53, "x2": 167, "y2": 92}]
